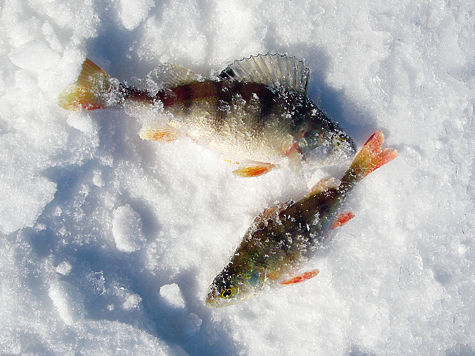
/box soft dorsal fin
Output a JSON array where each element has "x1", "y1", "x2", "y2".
[
  {"x1": 148, "y1": 63, "x2": 202, "y2": 88},
  {"x1": 219, "y1": 53, "x2": 310, "y2": 95},
  {"x1": 250, "y1": 200, "x2": 292, "y2": 230}
]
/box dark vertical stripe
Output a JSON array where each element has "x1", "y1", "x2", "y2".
[
  {"x1": 176, "y1": 85, "x2": 194, "y2": 114},
  {"x1": 259, "y1": 85, "x2": 277, "y2": 120},
  {"x1": 210, "y1": 81, "x2": 235, "y2": 131},
  {"x1": 124, "y1": 87, "x2": 155, "y2": 104}
]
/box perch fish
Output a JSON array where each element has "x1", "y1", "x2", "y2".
[
  {"x1": 59, "y1": 54, "x2": 356, "y2": 176},
  {"x1": 206, "y1": 131, "x2": 397, "y2": 307}
]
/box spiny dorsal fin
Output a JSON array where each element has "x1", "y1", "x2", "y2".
[
  {"x1": 147, "y1": 63, "x2": 202, "y2": 89},
  {"x1": 219, "y1": 53, "x2": 310, "y2": 95}
]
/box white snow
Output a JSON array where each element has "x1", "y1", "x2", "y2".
[
  {"x1": 1, "y1": 0, "x2": 474, "y2": 355},
  {"x1": 112, "y1": 204, "x2": 146, "y2": 252}
]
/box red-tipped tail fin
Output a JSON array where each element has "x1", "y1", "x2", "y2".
[
  {"x1": 349, "y1": 131, "x2": 397, "y2": 180},
  {"x1": 58, "y1": 58, "x2": 122, "y2": 111}
]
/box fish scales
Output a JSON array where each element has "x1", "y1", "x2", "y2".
[{"x1": 130, "y1": 79, "x2": 324, "y2": 160}]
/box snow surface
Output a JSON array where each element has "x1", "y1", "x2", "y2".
[{"x1": 1, "y1": 0, "x2": 474, "y2": 355}]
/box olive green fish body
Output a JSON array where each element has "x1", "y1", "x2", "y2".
[
  {"x1": 206, "y1": 176, "x2": 348, "y2": 305},
  {"x1": 206, "y1": 131, "x2": 398, "y2": 307}
]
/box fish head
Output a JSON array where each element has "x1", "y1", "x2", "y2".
[
  {"x1": 296, "y1": 107, "x2": 357, "y2": 165},
  {"x1": 205, "y1": 263, "x2": 266, "y2": 307}
]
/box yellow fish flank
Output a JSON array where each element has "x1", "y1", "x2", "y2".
[{"x1": 59, "y1": 54, "x2": 356, "y2": 177}]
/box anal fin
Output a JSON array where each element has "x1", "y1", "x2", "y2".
[
  {"x1": 330, "y1": 211, "x2": 355, "y2": 230},
  {"x1": 233, "y1": 163, "x2": 276, "y2": 177},
  {"x1": 281, "y1": 269, "x2": 320, "y2": 285},
  {"x1": 139, "y1": 124, "x2": 181, "y2": 142}
]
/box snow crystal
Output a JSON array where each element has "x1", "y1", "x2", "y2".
[
  {"x1": 48, "y1": 280, "x2": 85, "y2": 325},
  {"x1": 9, "y1": 40, "x2": 61, "y2": 72},
  {"x1": 118, "y1": 0, "x2": 155, "y2": 31},
  {"x1": 160, "y1": 283, "x2": 186, "y2": 310}
]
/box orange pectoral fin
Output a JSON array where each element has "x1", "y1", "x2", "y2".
[
  {"x1": 139, "y1": 125, "x2": 180, "y2": 142},
  {"x1": 233, "y1": 163, "x2": 276, "y2": 177},
  {"x1": 281, "y1": 269, "x2": 320, "y2": 285},
  {"x1": 330, "y1": 211, "x2": 355, "y2": 230}
]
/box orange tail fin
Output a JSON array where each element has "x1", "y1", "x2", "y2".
[
  {"x1": 58, "y1": 58, "x2": 122, "y2": 111},
  {"x1": 349, "y1": 131, "x2": 397, "y2": 180}
]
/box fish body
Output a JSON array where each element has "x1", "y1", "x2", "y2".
[
  {"x1": 206, "y1": 131, "x2": 397, "y2": 307},
  {"x1": 59, "y1": 54, "x2": 356, "y2": 176}
]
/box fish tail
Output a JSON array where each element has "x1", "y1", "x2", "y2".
[
  {"x1": 58, "y1": 58, "x2": 124, "y2": 111},
  {"x1": 346, "y1": 131, "x2": 398, "y2": 182}
]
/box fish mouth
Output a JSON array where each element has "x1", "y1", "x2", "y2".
[
  {"x1": 205, "y1": 293, "x2": 241, "y2": 308},
  {"x1": 205, "y1": 283, "x2": 256, "y2": 308}
]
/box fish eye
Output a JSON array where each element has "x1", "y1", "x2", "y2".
[{"x1": 221, "y1": 287, "x2": 234, "y2": 298}]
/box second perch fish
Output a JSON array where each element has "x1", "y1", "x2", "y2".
[
  {"x1": 206, "y1": 131, "x2": 397, "y2": 307},
  {"x1": 59, "y1": 54, "x2": 356, "y2": 177}
]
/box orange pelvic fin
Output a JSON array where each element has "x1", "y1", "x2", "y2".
[
  {"x1": 330, "y1": 211, "x2": 355, "y2": 230},
  {"x1": 58, "y1": 58, "x2": 115, "y2": 111},
  {"x1": 285, "y1": 140, "x2": 302, "y2": 159},
  {"x1": 139, "y1": 124, "x2": 181, "y2": 142},
  {"x1": 233, "y1": 163, "x2": 276, "y2": 177},
  {"x1": 350, "y1": 131, "x2": 398, "y2": 179},
  {"x1": 281, "y1": 269, "x2": 320, "y2": 285}
]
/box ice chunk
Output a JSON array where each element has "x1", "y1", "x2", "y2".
[
  {"x1": 111, "y1": 204, "x2": 146, "y2": 252},
  {"x1": 92, "y1": 169, "x2": 105, "y2": 187},
  {"x1": 118, "y1": 0, "x2": 155, "y2": 30},
  {"x1": 123, "y1": 293, "x2": 143, "y2": 310},
  {"x1": 0, "y1": 175, "x2": 56, "y2": 234},
  {"x1": 183, "y1": 313, "x2": 202, "y2": 336},
  {"x1": 48, "y1": 280, "x2": 84, "y2": 325},
  {"x1": 159, "y1": 283, "x2": 186, "y2": 310},
  {"x1": 8, "y1": 40, "x2": 61, "y2": 72},
  {"x1": 66, "y1": 113, "x2": 98, "y2": 138},
  {"x1": 56, "y1": 261, "x2": 72, "y2": 276}
]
